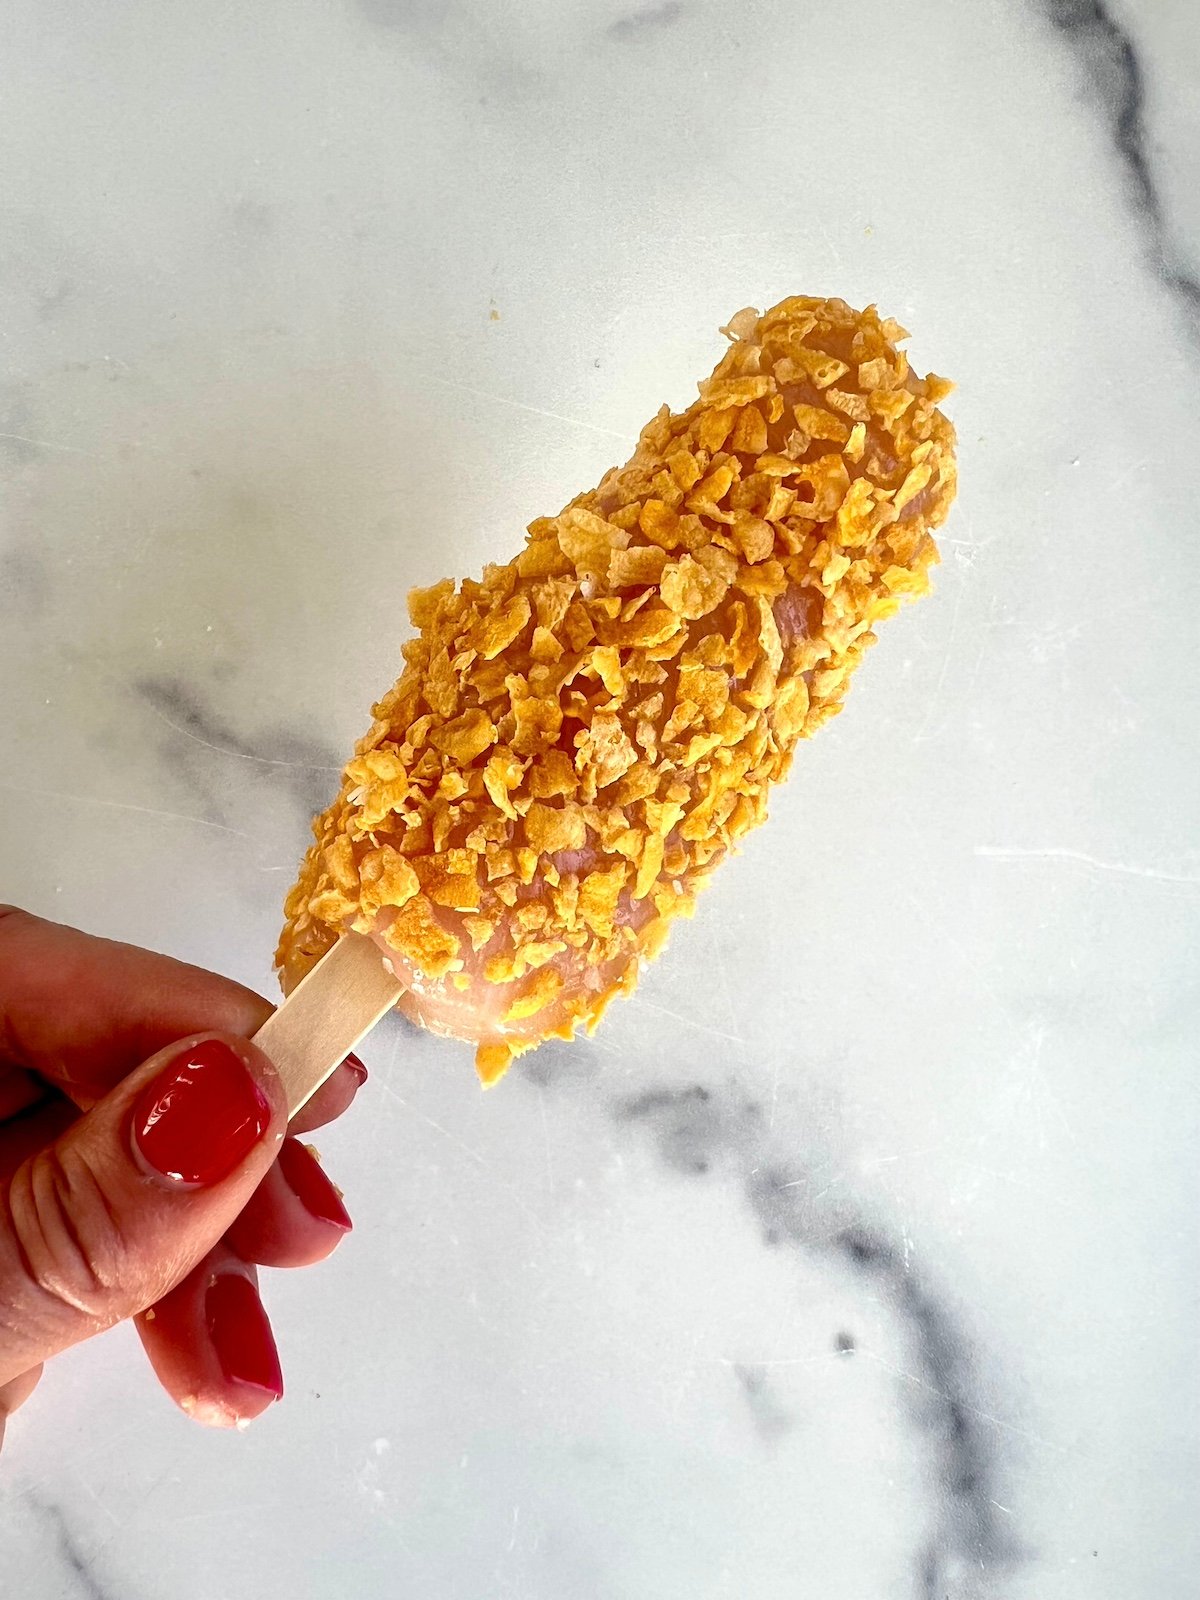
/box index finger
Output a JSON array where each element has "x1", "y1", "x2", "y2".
[{"x1": 0, "y1": 907, "x2": 272, "y2": 1102}]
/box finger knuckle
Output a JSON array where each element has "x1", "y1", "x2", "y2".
[{"x1": 8, "y1": 1146, "x2": 128, "y2": 1330}]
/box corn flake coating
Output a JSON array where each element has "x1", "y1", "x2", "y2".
[{"x1": 278, "y1": 297, "x2": 956, "y2": 1082}]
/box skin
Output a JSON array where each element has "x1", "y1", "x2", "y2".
[{"x1": 0, "y1": 905, "x2": 364, "y2": 1450}]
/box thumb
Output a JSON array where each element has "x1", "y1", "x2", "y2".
[{"x1": 0, "y1": 1034, "x2": 286, "y2": 1385}]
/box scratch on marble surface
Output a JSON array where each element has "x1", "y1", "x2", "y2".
[
  {"x1": 997, "y1": 1020, "x2": 1079, "y2": 1154},
  {"x1": 130, "y1": 676, "x2": 342, "y2": 825},
  {"x1": 975, "y1": 843, "x2": 1200, "y2": 885},
  {"x1": 63, "y1": 1471, "x2": 123, "y2": 1534},
  {"x1": 537, "y1": 1083, "x2": 556, "y2": 1197},
  {"x1": 856, "y1": 1346, "x2": 1068, "y2": 1457},
  {"x1": 700, "y1": 915, "x2": 747, "y2": 1052},
  {"x1": 377, "y1": 1076, "x2": 490, "y2": 1168},
  {"x1": 666, "y1": 1327, "x2": 704, "y2": 1419},
  {"x1": 959, "y1": 1161, "x2": 1078, "y2": 1211},
  {"x1": 714, "y1": 1353, "x2": 826, "y2": 1370},
  {"x1": 377, "y1": 1067, "x2": 547, "y2": 1235},
  {"x1": 136, "y1": 677, "x2": 343, "y2": 774},
  {"x1": 139, "y1": 692, "x2": 343, "y2": 773},
  {"x1": 766, "y1": 1055, "x2": 781, "y2": 1131},
  {"x1": 940, "y1": 510, "x2": 1004, "y2": 571},
  {"x1": 637, "y1": 996, "x2": 746, "y2": 1047},
  {"x1": 815, "y1": 220, "x2": 842, "y2": 269},
  {"x1": 911, "y1": 562, "x2": 970, "y2": 745},
  {"x1": 162, "y1": 1500, "x2": 282, "y2": 1528},
  {"x1": 420, "y1": 374, "x2": 629, "y2": 440},
  {"x1": 16, "y1": 1421, "x2": 150, "y2": 1497},
  {"x1": 1106, "y1": 453, "x2": 1151, "y2": 492},
  {"x1": 0, "y1": 779, "x2": 257, "y2": 844},
  {"x1": 0, "y1": 429, "x2": 101, "y2": 459}
]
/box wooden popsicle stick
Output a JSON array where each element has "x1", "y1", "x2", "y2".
[{"x1": 253, "y1": 933, "x2": 405, "y2": 1115}]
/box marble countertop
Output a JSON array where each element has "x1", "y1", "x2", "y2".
[{"x1": 2, "y1": 1, "x2": 1198, "y2": 1595}]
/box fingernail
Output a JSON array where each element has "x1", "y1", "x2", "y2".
[
  {"x1": 132, "y1": 1039, "x2": 272, "y2": 1187},
  {"x1": 279, "y1": 1137, "x2": 352, "y2": 1232},
  {"x1": 205, "y1": 1274, "x2": 283, "y2": 1402},
  {"x1": 343, "y1": 1053, "x2": 368, "y2": 1087}
]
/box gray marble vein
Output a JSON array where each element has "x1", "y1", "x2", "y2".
[
  {"x1": 0, "y1": 543, "x2": 50, "y2": 618},
  {"x1": 621, "y1": 1082, "x2": 1022, "y2": 1598},
  {"x1": 15, "y1": 1492, "x2": 124, "y2": 1600},
  {"x1": 606, "y1": 1, "x2": 684, "y2": 41},
  {"x1": 1041, "y1": 0, "x2": 1200, "y2": 329},
  {"x1": 731, "y1": 1361, "x2": 795, "y2": 1444},
  {"x1": 134, "y1": 675, "x2": 343, "y2": 821},
  {"x1": 0, "y1": 386, "x2": 44, "y2": 468}
]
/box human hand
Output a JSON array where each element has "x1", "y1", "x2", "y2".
[{"x1": 0, "y1": 906, "x2": 366, "y2": 1448}]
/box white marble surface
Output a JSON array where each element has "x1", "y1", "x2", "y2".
[{"x1": 2, "y1": 1, "x2": 1198, "y2": 1595}]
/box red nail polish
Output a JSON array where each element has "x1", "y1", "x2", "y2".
[
  {"x1": 279, "y1": 1137, "x2": 352, "y2": 1231},
  {"x1": 132, "y1": 1039, "x2": 272, "y2": 1187},
  {"x1": 343, "y1": 1053, "x2": 368, "y2": 1087},
  {"x1": 205, "y1": 1274, "x2": 283, "y2": 1401}
]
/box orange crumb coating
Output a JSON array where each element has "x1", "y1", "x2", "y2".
[{"x1": 277, "y1": 297, "x2": 956, "y2": 1083}]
